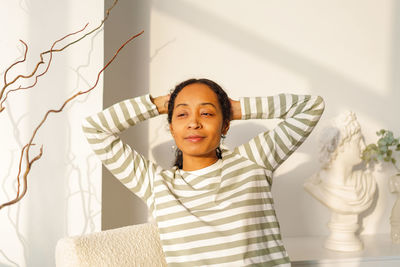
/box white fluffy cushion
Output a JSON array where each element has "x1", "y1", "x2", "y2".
[{"x1": 55, "y1": 222, "x2": 167, "y2": 267}]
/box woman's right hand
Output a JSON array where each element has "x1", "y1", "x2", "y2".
[{"x1": 151, "y1": 94, "x2": 170, "y2": 114}]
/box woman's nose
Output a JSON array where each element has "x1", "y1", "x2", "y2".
[{"x1": 187, "y1": 115, "x2": 201, "y2": 129}]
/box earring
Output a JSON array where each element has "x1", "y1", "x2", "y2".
[
  {"x1": 216, "y1": 147, "x2": 222, "y2": 158},
  {"x1": 221, "y1": 134, "x2": 226, "y2": 145}
]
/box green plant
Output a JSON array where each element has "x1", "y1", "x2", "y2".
[{"x1": 362, "y1": 129, "x2": 400, "y2": 173}]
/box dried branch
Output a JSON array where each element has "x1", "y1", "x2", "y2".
[
  {"x1": 0, "y1": 0, "x2": 119, "y2": 113},
  {"x1": 0, "y1": 23, "x2": 89, "y2": 112},
  {"x1": 41, "y1": 0, "x2": 119, "y2": 56},
  {"x1": 3, "y1": 40, "x2": 28, "y2": 86},
  {"x1": 0, "y1": 30, "x2": 144, "y2": 211},
  {"x1": 16, "y1": 143, "x2": 33, "y2": 199}
]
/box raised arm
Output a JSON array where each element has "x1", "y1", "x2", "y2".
[
  {"x1": 233, "y1": 94, "x2": 325, "y2": 173},
  {"x1": 81, "y1": 94, "x2": 168, "y2": 207}
]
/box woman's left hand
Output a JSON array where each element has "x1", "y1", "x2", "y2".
[{"x1": 229, "y1": 98, "x2": 241, "y2": 120}]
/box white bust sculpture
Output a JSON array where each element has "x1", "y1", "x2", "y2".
[{"x1": 304, "y1": 111, "x2": 376, "y2": 251}]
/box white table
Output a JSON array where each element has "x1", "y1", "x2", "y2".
[{"x1": 284, "y1": 234, "x2": 400, "y2": 267}]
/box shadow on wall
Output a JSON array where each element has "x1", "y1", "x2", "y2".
[
  {"x1": 390, "y1": 0, "x2": 400, "y2": 103},
  {"x1": 63, "y1": 27, "x2": 104, "y2": 236},
  {"x1": 1, "y1": 102, "x2": 30, "y2": 267},
  {"x1": 152, "y1": 0, "x2": 399, "y2": 127},
  {"x1": 1, "y1": 1, "x2": 103, "y2": 266},
  {"x1": 150, "y1": 0, "x2": 400, "y2": 237},
  {"x1": 102, "y1": 0, "x2": 151, "y2": 230},
  {"x1": 24, "y1": 1, "x2": 70, "y2": 266}
]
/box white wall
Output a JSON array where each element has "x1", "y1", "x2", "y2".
[
  {"x1": 148, "y1": 0, "x2": 400, "y2": 237},
  {"x1": 0, "y1": 1, "x2": 103, "y2": 266}
]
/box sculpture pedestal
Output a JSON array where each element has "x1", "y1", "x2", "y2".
[{"x1": 325, "y1": 213, "x2": 363, "y2": 252}]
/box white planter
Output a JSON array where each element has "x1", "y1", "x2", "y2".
[{"x1": 389, "y1": 174, "x2": 400, "y2": 244}]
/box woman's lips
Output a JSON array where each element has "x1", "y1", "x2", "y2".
[{"x1": 185, "y1": 135, "x2": 205, "y2": 142}]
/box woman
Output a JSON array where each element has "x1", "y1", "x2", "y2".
[{"x1": 82, "y1": 78, "x2": 325, "y2": 266}]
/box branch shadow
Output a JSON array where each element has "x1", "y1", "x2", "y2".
[{"x1": 0, "y1": 101, "x2": 30, "y2": 267}]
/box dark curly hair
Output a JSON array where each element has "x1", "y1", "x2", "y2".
[{"x1": 168, "y1": 78, "x2": 231, "y2": 169}]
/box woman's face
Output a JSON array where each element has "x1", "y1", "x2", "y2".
[{"x1": 169, "y1": 83, "x2": 229, "y2": 160}]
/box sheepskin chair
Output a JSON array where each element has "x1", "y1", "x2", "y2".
[{"x1": 55, "y1": 222, "x2": 167, "y2": 266}]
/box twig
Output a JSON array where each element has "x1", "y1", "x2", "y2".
[
  {"x1": 0, "y1": 23, "x2": 89, "y2": 111},
  {"x1": 3, "y1": 40, "x2": 28, "y2": 86},
  {"x1": 16, "y1": 144, "x2": 34, "y2": 199},
  {"x1": 0, "y1": 0, "x2": 119, "y2": 112},
  {"x1": 0, "y1": 30, "x2": 144, "y2": 211},
  {"x1": 42, "y1": 0, "x2": 118, "y2": 56}
]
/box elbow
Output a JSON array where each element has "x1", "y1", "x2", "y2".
[{"x1": 316, "y1": 95, "x2": 325, "y2": 112}]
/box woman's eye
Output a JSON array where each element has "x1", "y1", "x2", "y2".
[
  {"x1": 177, "y1": 113, "x2": 186, "y2": 117},
  {"x1": 202, "y1": 112, "x2": 213, "y2": 116}
]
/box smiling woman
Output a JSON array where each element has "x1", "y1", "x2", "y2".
[
  {"x1": 163, "y1": 79, "x2": 234, "y2": 171},
  {"x1": 82, "y1": 78, "x2": 325, "y2": 266}
]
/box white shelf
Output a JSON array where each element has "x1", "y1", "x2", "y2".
[{"x1": 283, "y1": 234, "x2": 400, "y2": 267}]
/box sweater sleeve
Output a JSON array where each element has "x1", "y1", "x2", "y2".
[
  {"x1": 233, "y1": 94, "x2": 325, "y2": 172},
  {"x1": 81, "y1": 94, "x2": 160, "y2": 208}
]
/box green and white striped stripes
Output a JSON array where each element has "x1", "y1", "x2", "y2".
[
  {"x1": 82, "y1": 93, "x2": 324, "y2": 266},
  {"x1": 235, "y1": 94, "x2": 324, "y2": 172},
  {"x1": 82, "y1": 94, "x2": 160, "y2": 210}
]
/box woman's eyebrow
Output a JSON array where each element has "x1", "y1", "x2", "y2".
[
  {"x1": 200, "y1": 103, "x2": 217, "y2": 109},
  {"x1": 175, "y1": 103, "x2": 188, "y2": 109},
  {"x1": 175, "y1": 103, "x2": 217, "y2": 109}
]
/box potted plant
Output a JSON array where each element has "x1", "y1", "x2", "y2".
[{"x1": 362, "y1": 129, "x2": 400, "y2": 244}]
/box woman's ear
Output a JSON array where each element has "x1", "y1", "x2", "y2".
[
  {"x1": 222, "y1": 121, "x2": 230, "y2": 135},
  {"x1": 169, "y1": 124, "x2": 174, "y2": 137}
]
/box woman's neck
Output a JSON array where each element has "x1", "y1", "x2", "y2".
[{"x1": 182, "y1": 155, "x2": 219, "y2": 171}]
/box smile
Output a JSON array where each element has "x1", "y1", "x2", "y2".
[{"x1": 185, "y1": 135, "x2": 205, "y2": 142}]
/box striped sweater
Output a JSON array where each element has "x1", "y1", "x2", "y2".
[{"x1": 82, "y1": 93, "x2": 325, "y2": 266}]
